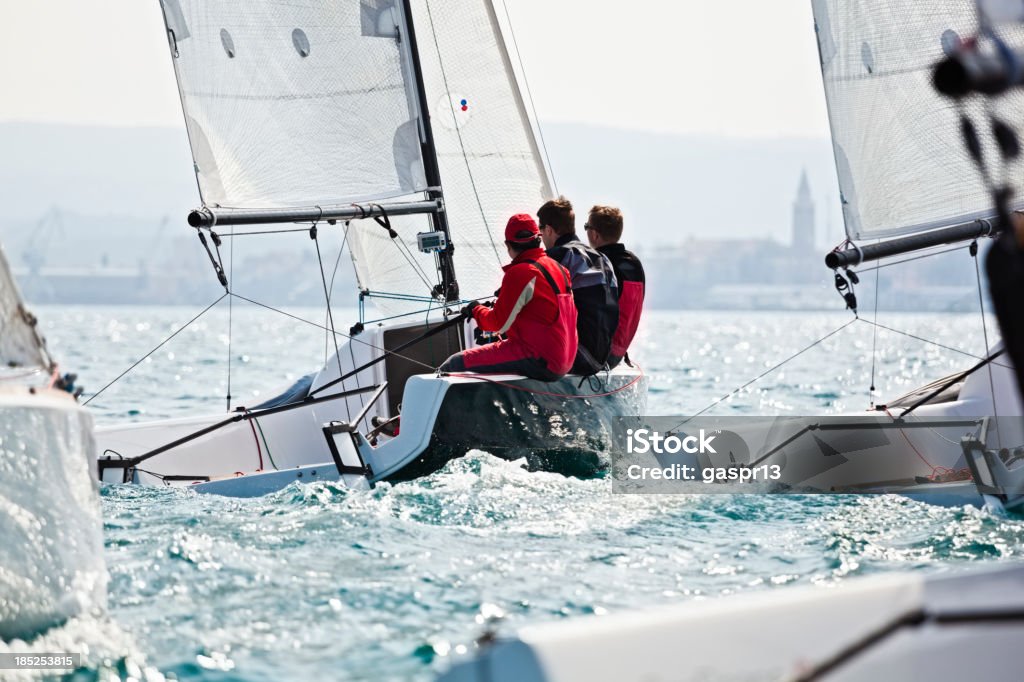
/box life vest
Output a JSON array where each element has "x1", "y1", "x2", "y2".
[
  {"x1": 472, "y1": 248, "x2": 578, "y2": 376},
  {"x1": 548, "y1": 235, "x2": 619, "y2": 375},
  {"x1": 598, "y1": 243, "x2": 646, "y2": 360},
  {"x1": 521, "y1": 258, "x2": 578, "y2": 376}
]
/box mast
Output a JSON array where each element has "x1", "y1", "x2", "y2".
[{"x1": 397, "y1": 0, "x2": 459, "y2": 302}]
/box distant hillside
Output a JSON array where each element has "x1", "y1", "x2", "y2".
[{"x1": 0, "y1": 121, "x2": 845, "y2": 305}]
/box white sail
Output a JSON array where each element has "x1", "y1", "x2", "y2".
[
  {"x1": 342, "y1": 0, "x2": 552, "y2": 313},
  {"x1": 412, "y1": 0, "x2": 554, "y2": 299},
  {"x1": 345, "y1": 0, "x2": 555, "y2": 310},
  {"x1": 812, "y1": 0, "x2": 1024, "y2": 242},
  {"x1": 158, "y1": 0, "x2": 429, "y2": 209},
  {"x1": 0, "y1": 245, "x2": 51, "y2": 371}
]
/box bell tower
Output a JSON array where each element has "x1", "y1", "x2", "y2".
[{"x1": 792, "y1": 169, "x2": 815, "y2": 252}]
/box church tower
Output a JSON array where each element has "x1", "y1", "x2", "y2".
[{"x1": 792, "y1": 169, "x2": 815, "y2": 252}]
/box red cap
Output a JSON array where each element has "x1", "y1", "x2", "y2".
[{"x1": 504, "y1": 214, "x2": 540, "y2": 244}]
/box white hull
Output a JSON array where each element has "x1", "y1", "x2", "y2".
[
  {"x1": 672, "y1": 351, "x2": 1024, "y2": 504},
  {"x1": 438, "y1": 564, "x2": 1024, "y2": 682},
  {"x1": 0, "y1": 387, "x2": 105, "y2": 640},
  {"x1": 96, "y1": 319, "x2": 648, "y2": 496}
]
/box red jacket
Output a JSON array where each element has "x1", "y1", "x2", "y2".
[{"x1": 472, "y1": 247, "x2": 578, "y2": 375}]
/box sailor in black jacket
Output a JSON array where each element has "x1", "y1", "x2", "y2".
[
  {"x1": 537, "y1": 197, "x2": 619, "y2": 376},
  {"x1": 586, "y1": 205, "x2": 646, "y2": 368}
]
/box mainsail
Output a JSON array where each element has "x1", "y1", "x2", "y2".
[
  {"x1": 0, "y1": 245, "x2": 52, "y2": 371},
  {"x1": 159, "y1": 0, "x2": 429, "y2": 209},
  {"x1": 812, "y1": 0, "x2": 1024, "y2": 243},
  {"x1": 159, "y1": 0, "x2": 553, "y2": 314}
]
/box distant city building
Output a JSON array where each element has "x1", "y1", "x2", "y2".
[{"x1": 792, "y1": 169, "x2": 816, "y2": 253}]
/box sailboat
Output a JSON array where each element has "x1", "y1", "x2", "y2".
[
  {"x1": 0, "y1": 244, "x2": 105, "y2": 639},
  {"x1": 670, "y1": 0, "x2": 1024, "y2": 506},
  {"x1": 94, "y1": 0, "x2": 647, "y2": 496}
]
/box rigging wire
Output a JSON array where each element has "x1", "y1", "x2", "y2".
[
  {"x1": 868, "y1": 253, "x2": 881, "y2": 408},
  {"x1": 973, "y1": 240, "x2": 1002, "y2": 448},
  {"x1": 391, "y1": 233, "x2": 437, "y2": 294},
  {"x1": 325, "y1": 221, "x2": 351, "y2": 366},
  {"x1": 229, "y1": 292, "x2": 437, "y2": 371},
  {"x1": 226, "y1": 226, "x2": 234, "y2": 412},
  {"x1": 83, "y1": 293, "x2": 228, "y2": 406},
  {"x1": 855, "y1": 317, "x2": 1013, "y2": 369},
  {"x1": 671, "y1": 318, "x2": 858, "y2": 429},
  {"x1": 311, "y1": 219, "x2": 353, "y2": 423}
]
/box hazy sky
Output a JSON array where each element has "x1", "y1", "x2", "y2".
[{"x1": 0, "y1": 0, "x2": 831, "y2": 138}]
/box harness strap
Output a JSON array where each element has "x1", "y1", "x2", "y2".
[{"x1": 521, "y1": 259, "x2": 571, "y2": 295}]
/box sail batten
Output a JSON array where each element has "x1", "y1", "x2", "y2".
[{"x1": 812, "y1": 0, "x2": 1024, "y2": 244}]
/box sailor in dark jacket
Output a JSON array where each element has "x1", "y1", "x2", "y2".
[
  {"x1": 537, "y1": 196, "x2": 619, "y2": 375},
  {"x1": 585, "y1": 205, "x2": 646, "y2": 368}
]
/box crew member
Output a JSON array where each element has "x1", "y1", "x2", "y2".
[
  {"x1": 537, "y1": 196, "x2": 619, "y2": 375},
  {"x1": 585, "y1": 205, "x2": 645, "y2": 368},
  {"x1": 439, "y1": 214, "x2": 578, "y2": 381}
]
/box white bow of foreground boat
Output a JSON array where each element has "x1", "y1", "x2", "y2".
[
  {"x1": 0, "y1": 384, "x2": 105, "y2": 641},
  {"x1": 438, "y1": 564, "x2": 1024, "y2": 682}
]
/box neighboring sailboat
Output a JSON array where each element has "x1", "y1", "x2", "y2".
[
  {"x1": 95, "y1": 0, "x2": 647, "y2": 496},
  {"x1": 728, "y1": 0, "x2": 1024, "y2": 503},
  {"x1": 437, "y1": 562, "x2": 1024, "y2": 682},
  {"x1": 0, "y1": 244, "x2": 105, "y2": 639}
]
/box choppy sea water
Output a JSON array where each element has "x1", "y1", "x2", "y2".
[{"x1": 19, "y1": 305, "x2": 1024, "y2": 680}]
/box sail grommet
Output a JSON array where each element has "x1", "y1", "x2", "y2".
[
  {"x1": 220, "y1": 29, "x2": 236, "y2": 58},
  {"x1": 292, "y1": 29, "x2": 310, "y2": 57}
]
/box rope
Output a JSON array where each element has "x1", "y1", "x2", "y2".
[
  {"x1": 313, "y1": 221, "x2": 353, "y2": 422},
  {"x1": 883, "y1": 408, "x2": 972, "y2": 482},
  {"x1": 229, "y1": 292, "x2": 437, "y2": 371},
  {"x1": 856, "y1": 318, "x2": 1013, "y2": 369},
  {"x1": 671, "y1": 318, "x2": 858, "y2": 429},
  {"x1": 868, "y1": 254, "x2": 881, "y2": 408},
  {"x1": 973, "y1": 240, "x2": 1002, "y2": 448},
  {"x1": 252, "y1": 416, "x2": 278, "y2": 470},
  {"x1": 246, "y1": 416, "x2": 264, "y2": 471},
  {"x1": 444, "y1": 364, "x2": 644, "y2": 399},
  {"x1": 226, "y1": 226, "x2": 234, "y2": 411},
  {"x1": 83, "y1": 294, "x2": 227, "y2": 405},
  {"x1": 325, "y1": 222, "x2": 351, "y2": 366}
]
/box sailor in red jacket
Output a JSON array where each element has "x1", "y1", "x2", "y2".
[
  {"x1": 585, "y1": 205, "x2": 645, "y2": 368},
  {"x1": 439, "y1": 214, "x2": 578, "y2": 381}
]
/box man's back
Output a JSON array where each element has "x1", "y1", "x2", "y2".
[
  {"x1": 547, "y1": 234, "x2": 619, "y2": 375},
  {"x1": 597, "y1": 243, "x2": 645, "y2": 366}
]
